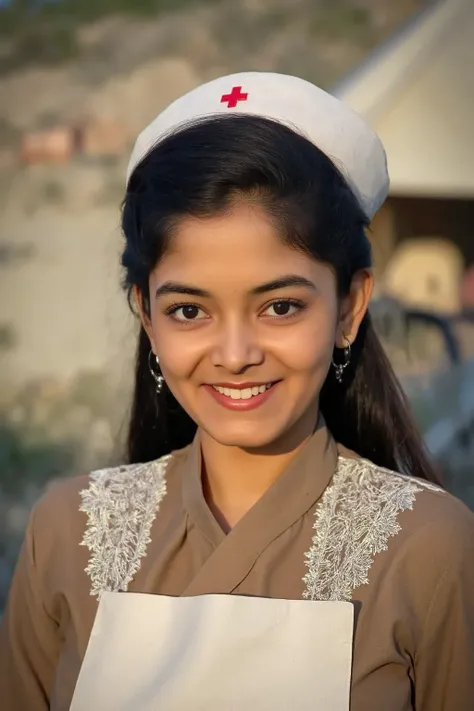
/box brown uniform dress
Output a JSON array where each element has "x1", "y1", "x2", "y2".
[{"x1": 1, "y1": 425, "x2": 473, "y2": 710}]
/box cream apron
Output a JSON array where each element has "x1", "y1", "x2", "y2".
[{"x1": 70, "y1": 591, "x2": 354, "y2": 710}]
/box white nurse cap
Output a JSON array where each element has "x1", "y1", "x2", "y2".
[{"x1": 126, "y1": 72, "x2": 389, "y2": 219}]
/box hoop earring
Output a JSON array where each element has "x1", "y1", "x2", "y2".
[
  {"x1": 148, "y1": 350, "x2": 165, "y2": 394},
  {"x1": 332, "y1": 337, "x2": 351, "y2": 384}
]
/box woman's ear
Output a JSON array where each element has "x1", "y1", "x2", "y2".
[
  {"x1": 336, "y1": 269, "x2": 373, "y2": 346},
  {"x1": 134, "y1": 286, "x2": 157, "y2": 353}
]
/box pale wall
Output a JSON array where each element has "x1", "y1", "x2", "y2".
[
  {"x1": 335, "y1": 0, "x2": 474, "y2": 199},
  {"x1": 375, "y1": 0, "x2": 474, "y2": 198}
]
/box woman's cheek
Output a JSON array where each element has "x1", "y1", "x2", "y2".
[
  {"x1": 264, "y1": 315, "x2": 336, "y2": 374},
  {"x1": 154, "y1": 326, "x2": 207, "y2": 380}
]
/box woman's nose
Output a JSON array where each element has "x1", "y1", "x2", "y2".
[{"x1": 210, "y1": 320, "x2": 264, "y2": 374}]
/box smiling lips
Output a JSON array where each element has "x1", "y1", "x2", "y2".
[
  {"x1": 204, "y1": 381, "x2": 278, "y2": 410},
  {"x1": 212, "y1": 383, "x2": 272, "y2": 400}
]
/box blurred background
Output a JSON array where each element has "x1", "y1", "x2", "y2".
[{"x1": 0, "y1": 0, "x2": 473, "y2": 610}]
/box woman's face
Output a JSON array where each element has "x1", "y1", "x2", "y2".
[{"x1": 140, "y1": 203, "x2": 369, "y2": 451}]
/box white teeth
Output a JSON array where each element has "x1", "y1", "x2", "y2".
[{"x1": 212, "y1": 383, "x2": 273, "y2": 399}]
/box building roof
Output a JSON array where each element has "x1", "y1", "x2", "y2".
[{"x1": 333, "y1": 0, "x2": 474, "y2": 199}]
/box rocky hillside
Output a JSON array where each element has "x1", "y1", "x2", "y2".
[{"x1": 1, "y1": 0, "x2": 424, "y2": 138}]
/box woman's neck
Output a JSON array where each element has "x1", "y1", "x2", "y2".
[{"x1": 199, "y1": 414, "x2": 320, "y2": 531}]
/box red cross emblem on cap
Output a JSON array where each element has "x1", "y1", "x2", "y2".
[{"x1": 220, "y1": 86, "x2": 248, "y2": 108}]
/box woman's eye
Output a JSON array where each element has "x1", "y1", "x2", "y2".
[
  {"x1": 262, "y1": 300, "x2": 301, "y2": 318},
  {"x1": 169, "y1": 304, "x2": 207, "y2": 322}
]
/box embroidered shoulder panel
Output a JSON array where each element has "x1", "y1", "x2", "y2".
[
  {"x1": 302, "y1": 456, "x2": 444, "y2": 602},
  {"x1": 79, "y1": 455, "x2": 170, "y2": 600}
]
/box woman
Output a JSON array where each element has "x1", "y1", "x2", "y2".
[{"x1": 1, "y1": 72, "x2": 473, "y2": 710}]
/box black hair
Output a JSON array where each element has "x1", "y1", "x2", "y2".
[{"x1": 121, "y1": 114, "x2": 439, "y2": 482}]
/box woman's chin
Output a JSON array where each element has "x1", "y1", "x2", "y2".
[{"x1": 199, "y1": 417, "x2": 293, "y2": 451}]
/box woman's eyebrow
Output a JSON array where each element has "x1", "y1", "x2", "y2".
[
  {"x1": 155, "y1": 282, "x2": 211, "y2": 299},
  {"x1": 251, "y1": 275, "x2": 317, "y2": 295},
  {"x1": 155, "y1": 274, "x2": 317, "y2": 299}
]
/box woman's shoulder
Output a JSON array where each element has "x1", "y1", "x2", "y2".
[
  {"x1": 30, "y1": 448, "x2": 188, "y2": 548},
  {"x1": 335, "y1": 447, "x2": 474, "y2": 561},
  {"x1": 11, "y1": 449, "x2": 191, "y2": 610},
  {"x1": 322, "y1": 449, "x2": 474, "y2": 610}
]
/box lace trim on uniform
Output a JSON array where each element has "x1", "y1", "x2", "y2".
[
  {"x1": 79, "y1": 455, "x2": 170, "y2": 600},
  {"x1": 79, "y1": 451, "x2": 444, "y2": 602},
  {"x1": 302, "y1": 456, "x2": 444, "y2": 601}
]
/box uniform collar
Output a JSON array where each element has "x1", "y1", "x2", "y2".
[{"x1": 182, "y1": 420, "x2": 338, "y2": 548}]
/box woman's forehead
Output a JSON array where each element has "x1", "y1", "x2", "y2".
[{"x1": 153, "y1": 204, "x2": 318, "y2": 277}]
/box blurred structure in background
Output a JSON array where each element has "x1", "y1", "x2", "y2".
[
  {"x1": 335, "y1": 0, "x2": 474, "y2": 315},
  {"x1": 334, "y1": 0, "x2": 474, "y2": 502}
]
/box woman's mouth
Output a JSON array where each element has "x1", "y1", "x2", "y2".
[
  {"x1": 203, "y1": 381, "x2": 279, "y2": 411},
  {"x1": 213, "y1": 383, "x2": 272, "y2": 399}
]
